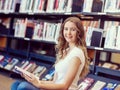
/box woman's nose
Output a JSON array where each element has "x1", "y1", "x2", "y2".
[{"x1": 67, "y1": 30, "x2": 71, "y2": 34}]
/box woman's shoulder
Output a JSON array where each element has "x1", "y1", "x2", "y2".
[
  {"x1": 72, "y1": 46, "x2": 85, "y2": 61},
  {"x1": 73, "y1": 46, "x2": 83, "y2": 54}
]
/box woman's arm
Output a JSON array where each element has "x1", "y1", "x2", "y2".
[{"x1": 23, "y1": 56, "x2": 81, "y2": 90}]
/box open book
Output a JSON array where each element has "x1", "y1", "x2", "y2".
[{"x1": 14, "y1": 66, "x2": 32, "y2": 79}]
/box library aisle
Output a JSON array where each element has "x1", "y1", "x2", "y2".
[{"x1": 0, "y1": 0, "x2": 120, "y2": 90}]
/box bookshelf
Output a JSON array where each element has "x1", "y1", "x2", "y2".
[{"x1": 0, "y1": 0, "x2": 120, "y2": 87}]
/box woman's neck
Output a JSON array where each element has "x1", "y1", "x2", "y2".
[{"x1": 68, "y1": 43, "x2": 76, "y2": 50}]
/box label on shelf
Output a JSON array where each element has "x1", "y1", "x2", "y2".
[
  {"x1": 94, "y1": 47, "x2": 103, "y2": 50},
  {"x1": 24, "y1": 38, "x2": 30, "y2": 41},
  {"x1": 97, "y1": 12, "x2": 106, "y2": 15}
]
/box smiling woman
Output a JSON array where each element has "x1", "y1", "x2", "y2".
[
  {"x1": 63, "y1": 21, "x2": 78, "y2": 45},
  {"x1": 11, "y1": 16, "x2": 90, "y2": 90}
]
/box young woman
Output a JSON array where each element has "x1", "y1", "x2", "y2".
[{"x1": 11, "y1": 16, "x2": 90, "y2": 90}]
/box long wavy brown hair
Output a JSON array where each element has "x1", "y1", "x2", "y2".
[{"x1": 55, "y1": 16, "x2": 90, "y2": 79}]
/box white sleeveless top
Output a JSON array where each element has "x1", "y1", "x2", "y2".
[{"x1": 55, "y1": 47, "x2": 85, "y2": 90}]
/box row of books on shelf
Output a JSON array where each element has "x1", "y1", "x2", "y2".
[
  {"x1": 0, "y1": 0, "x2": 16, "y2": 13},
  {"x1": 0, "y1": 54, "x2": 49, "y2": 79},
  {"x1": 14, "y1": 18, "x2": 101, "y2": 45},
  {"x1": 1, "y1": 18, "x2": 120, "y2": 49},
  {"x1": 104, "y1": 25, "x2": 120, "y2": 50},
  {"x1": 14, "y1": 19, "x2": 103, "y2": 46},
  {"x1": 100, "y1": 52, "x2": 120, "y2": 64},
  {"x1": 89, "y1": 51, "x2": 120, "y2": 70},
  {"x1": 84, "y1": 20, "x2": 120, "y2": 49},
  {"x1": 14, "y1": 18, "x2": 120, "y2": 49},
  {"x1": 78, "y1": 77, "x2": 120, "y2": 90},
  {"x1": 86, "y1": 20, "x2": 120, "y2": 49},
  {"x1": 14, "y1": 18, "x2": 61, "y2": 43},
  {"x1": 0, "y1": 18, "x2": 102, "y2": 46},
  {"x1": 0, "y1": 0, "x2": 120, "y2": 13},
  {"x1": 90, "y1": 61, "x2": 120, "y2": 71},
  {"x1": 42, "y1": 72, "x2": 120, "y2": 90}
]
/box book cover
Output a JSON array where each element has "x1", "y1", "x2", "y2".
[
  {"x1": 116, "y1": 26, "x2": 120, "y2": 50},
  {"x1": 33, "y1": 65, "x2": 46, "y2": 78},
  {"x1": 92, "y1": 0, "x2": 104, "y2": 12},
  {"x1": 104, "y1": 0, "x2": 117, "y2": 12},
  {"x1": 90, "y1": 80, "x2": 106, "y2": 90},
  {"x1": 83, "y1": 0, "x2": 94, "y2": 12},
  {"x1": 14, "y1": 66, "x2": 32, "y2": 78},
  {"x1": 78, "y1": 77, "x2": 95, "y2": 90},
  {"x1": 111, "y1": 53, "x2": 120, "y2": 64},
  {"x1": 27, "y1": 62, "x2": 37, "y2": 73},
  {"x1": 104, "y1": 26, "x2": 117, "y2": 49},
  {"x1": 42, "y1": 67, "x2": 55, "y2": 81},
  {"x1": 71, "y1": 0, "x2": 84, "y2": 12},
  {"x1": 4, "y1": 58, "x2": 19, "y2": 70},
  {"x1": 90, "y1": 28, "x2": 103, "y2": 47},
  {"x1": 0, "y1": 37, "x2": 7, "y2": 48}
]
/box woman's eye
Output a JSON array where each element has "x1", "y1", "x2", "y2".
[
  {"x1": 64, "y1": 28, "x2": 68, "y2": 31},
  {"x1": 72, "y1": 29, "x2": 76, "y2": 31}
]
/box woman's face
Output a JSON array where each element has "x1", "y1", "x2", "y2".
[{"x1": 63, "y1": 21, "x2": 77, "y2": 44}]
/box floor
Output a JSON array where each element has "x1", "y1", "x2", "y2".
[{"x1": 0, "y1": 74, "x2": 15, "y2": 90}]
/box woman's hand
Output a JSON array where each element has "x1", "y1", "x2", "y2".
[{"x1": 22, "y1": 72, "x2": 41, "y2": 88}]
